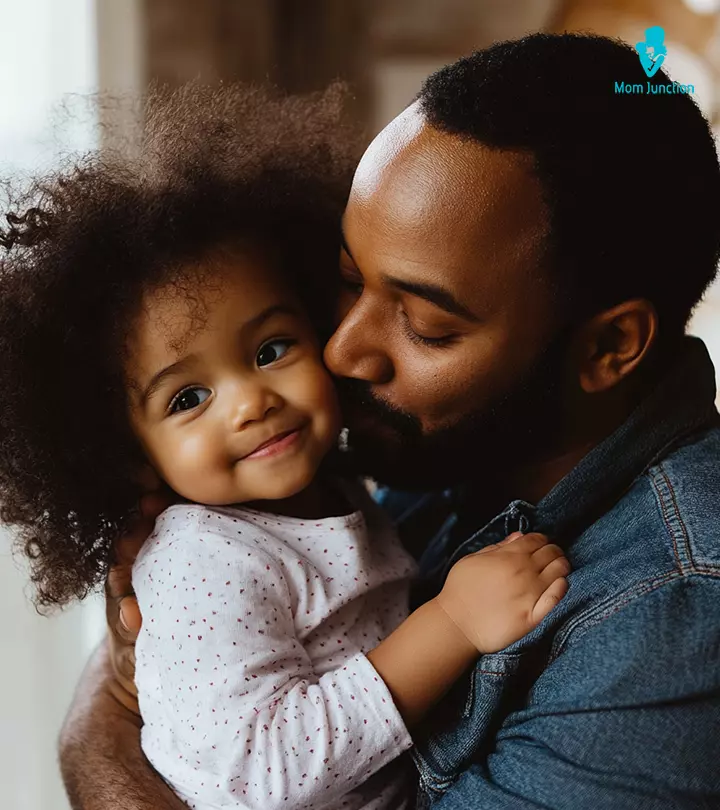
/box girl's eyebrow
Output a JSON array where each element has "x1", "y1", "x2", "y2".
[
  {"x1": 241, "y1": 304, "x2": 299, "y2": 336},
  {"x1": 140, "y1": 305, "x2": 298, "y2": 409},
  {"x1": 141, "y1": 355, "x2": 198, "y2": 407}
]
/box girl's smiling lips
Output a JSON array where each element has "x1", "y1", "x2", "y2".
[{"x1": 241, "y1": 426, "x2": 305, "y2": 460}]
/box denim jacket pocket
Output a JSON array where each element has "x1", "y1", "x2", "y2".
[{"x1": 413, "y1": 652, "x2": 525, "y2": 805}]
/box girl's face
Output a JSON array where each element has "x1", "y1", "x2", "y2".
[{"x1": 125, "y1": 249, "x2": 341, "y2": 505}]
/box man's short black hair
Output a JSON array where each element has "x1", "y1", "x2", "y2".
[{"x1": 418, "y1": 33, "x2": 720, "y2": 337}]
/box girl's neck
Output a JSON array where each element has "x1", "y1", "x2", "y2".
[{"x1": 243, "y1": 476, "x2": 354, "y2": 520}]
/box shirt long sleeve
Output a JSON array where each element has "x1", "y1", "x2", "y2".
[{"x1": 134, "y1": 505, "x2": 414, "y2": 810}]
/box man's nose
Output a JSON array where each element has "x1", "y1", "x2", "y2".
[
  {"x1": 230, "y1": 382, "x2": 283, "y2": 432},
  {"x1": 323, "y1": 300, "x2": 393, "y2": 384}
]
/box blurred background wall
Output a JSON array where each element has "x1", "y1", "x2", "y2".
[{"x1": 1, "y1": 1, "x2": 719, "y2": 808}]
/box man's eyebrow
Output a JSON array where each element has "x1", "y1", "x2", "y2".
[
  {"x1": 384, "y1": 276, "x2": 480, "y2": 322},
  {"x1": 341, "y1": 230, "x2": 478, "y2": 322},
  {"x1": 141, "y1": 355, "x2": 198, "y2": 407}
]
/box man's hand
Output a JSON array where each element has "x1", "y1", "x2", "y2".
[
  {"x1": 59, "y1": 641, "x2": 189, "y2": 810},
  {"x1": 105, "y1": 491, "x2": 173, "y2": 712},
  {"x1": 59, "y1": 489, "x2": 182, "y2": 810}
]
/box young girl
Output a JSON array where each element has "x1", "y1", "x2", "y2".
[{"x1": 0, "y1": 85, "x2": 569, "y2": 810}]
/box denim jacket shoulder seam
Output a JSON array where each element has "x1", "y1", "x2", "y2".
[
  {"x1": 550, "y1": 566, "x2": 720, "y2": 662},
  {"x1": 647, "y1": 461, "x2": 694, "y2": 572},
  {"x1": 549, "y1": 571, "x2": 682, "y2": 660}
]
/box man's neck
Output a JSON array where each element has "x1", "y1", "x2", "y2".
[
  {"x1": 456, "y1": 340, "x2": 701, "y2": 534},
  {"x1": 497, "y1": 380, "x2": 654, "y2": 506},
  {"x1": 505, "y1": 441, "x2": 597, "y2": 505}
]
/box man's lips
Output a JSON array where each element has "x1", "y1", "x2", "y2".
[{"x1": 241, "y1": 427, "x2": 304, "y2": 460}]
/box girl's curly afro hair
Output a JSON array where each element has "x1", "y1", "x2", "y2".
[{"x1": 0, "y1": 82, "x2": 360, "y2": 609}]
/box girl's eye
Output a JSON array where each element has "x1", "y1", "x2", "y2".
[
  {"x1": 169, "y1": 387, "x2": 211, "y2": 414},
  {"x1": 257, "y1": 338, "x2": 295, "y2": 368}
]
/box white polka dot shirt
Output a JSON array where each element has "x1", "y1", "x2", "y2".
[{"x1": 133, "y1": 481, "x2": 418, "y2": 810}]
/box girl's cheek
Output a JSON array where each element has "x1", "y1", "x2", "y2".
[
  {"x1": 177, "y1": 429, "x2": 217, "y2": 466},
  {"x1": 312, "y1": 367, "x2": 341, "y2": 423},
  {"x1": 153, "y1": 430, "x2": 206, "y2": 483},
  {"x1": 315, "y1": 378, "x2": 343, "y2": 443},
  {"x1": 164, "y1": 435, "x2": 221, "y2": 498}
]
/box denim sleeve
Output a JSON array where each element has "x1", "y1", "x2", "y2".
[{"x1": 431, "y1": 575, "x2": 720, "y2": 809}]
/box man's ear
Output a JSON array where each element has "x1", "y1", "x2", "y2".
[{"x1": 574, "y1": 299, "x2": 658, "y2": 394}]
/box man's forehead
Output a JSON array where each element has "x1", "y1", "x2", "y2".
[
  {"x1": 350, "y1": 108, "x2": 544, "y2": 231},
  {"x1": 348, "y1": 127, "x2": 546, "y2": 268},
  {"x1": 344, "y1": 111, "x2": 550, "y2": 311},
  {"x1": 350, "y1": 102, "x2": 426, "y2": 199}
]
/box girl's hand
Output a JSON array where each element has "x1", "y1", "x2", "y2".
[{"x1": 434, "y1": 532, "x2": 570, "y2": 654}]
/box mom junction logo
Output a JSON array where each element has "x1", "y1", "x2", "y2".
[{"x1": 614, "y1": 26, "x2": 696, "y2": 95}]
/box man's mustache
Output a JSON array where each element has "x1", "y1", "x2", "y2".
[{"x1": 333, "y1": 377, "x2": 422, "y2": 437}]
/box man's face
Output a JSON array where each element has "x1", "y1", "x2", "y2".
[{"x1": 324, "y1": 105, "x2": 573, "y2": 490}]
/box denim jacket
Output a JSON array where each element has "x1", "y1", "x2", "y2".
[{"x1": 378, "y1": 337, "x2": 720, "y2": 809}]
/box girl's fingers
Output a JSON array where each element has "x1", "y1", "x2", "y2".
[
  {"x1": 539, "y1": 555, "x2": 572, "y2": 585},
  {"x1": 471, "y1": 531, "x2": 526, "y2": 555},
  {"x1": 504, "y1": 532, "x2": 548, "y2": 555},
  {"x1": 495, "y1": 531, "x2": 525, "y2": 546},
  {"x1": 531, "y1": 577, "x2": 569, "y2": 624},
  {"x1": 532, "y1": 543, "x2": 566, "y2": 570}
]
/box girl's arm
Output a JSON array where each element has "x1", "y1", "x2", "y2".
[
  {"x1": 368, "y1": 532, "x2": 569, "y2": 726},
  {"x1": 134, "y1": 520, "x2": 568, "y2": 810}
]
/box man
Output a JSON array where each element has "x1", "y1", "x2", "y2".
[{"x1": 59, "y1": 33, "x2": 720, "y2": 809}]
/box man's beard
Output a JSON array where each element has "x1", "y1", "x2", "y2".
[{"x1": 335, "y1": 329, "x2": 573, "y2": 492}]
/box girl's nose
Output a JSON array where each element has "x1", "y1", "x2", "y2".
[{"x1": 230, "y1": 384, "x2": 284, "y2": 432}]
